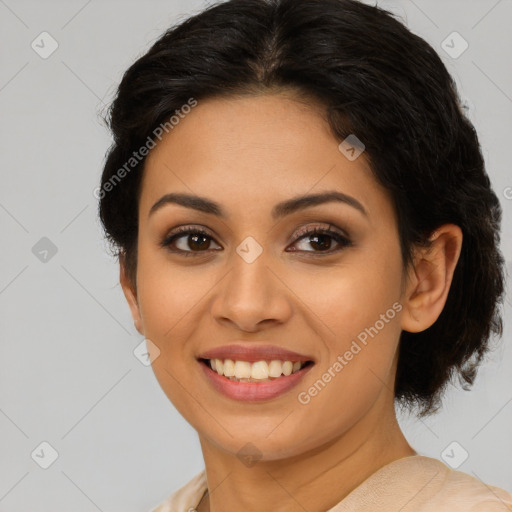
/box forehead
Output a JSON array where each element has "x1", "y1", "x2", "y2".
[{"x1": 139, "y1": 93, "x2": 389, "y2": 221}]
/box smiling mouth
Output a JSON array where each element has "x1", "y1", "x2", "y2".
[{"x1": 199, "y1": 358, "x2": 315, "y2": 383}]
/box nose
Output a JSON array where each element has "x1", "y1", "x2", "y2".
[{"x1": 211, "y1": 252, "x2": 293, "y2": 333}]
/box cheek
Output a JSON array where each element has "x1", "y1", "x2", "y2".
[
  {"x1": 135, "y1": 247, "x2": 207, "y2": 350},
  {"x1": 292, "y1": 248, "x2": 403, "y2": 400},
  {"x1": 135, "y1": 255, "x2": 209, "y2": 407},
  {"x1": 293, "y1": 252, "x2": 403, "y2": 342}
]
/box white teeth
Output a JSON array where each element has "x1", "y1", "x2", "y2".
[
  {"x1": 268, "y1": 360, "x2": 283, "y2": 377},
  {"x1": 223, "y1": 359, "x2": 235, "y2": 377},
  {"x1": 251, "y1": 361, "x2": 269, "y2": 379},
  {"x1": 234, "y1": 361, "x2": 252, "y2": 379},
  {"x1": 207, "y1": 358, "x2": 308, "y2": 380},
  {"x1": 282, "y1": 361, "x2": 293, "y2": 376}
]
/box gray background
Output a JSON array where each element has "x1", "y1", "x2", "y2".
[{"x1": 0, "y1": 0, "x2": 511, "y2": 510}]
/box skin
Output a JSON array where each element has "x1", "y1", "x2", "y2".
[{"x1": 120, "y1": 92, "x2": 463, "y2": 512}]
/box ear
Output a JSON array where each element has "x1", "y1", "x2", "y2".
[
  {"x1": 119, "y1": 252, "x2": 144, "y2": 335},
  {"x1": 401, "y1": 224, "x2": 463, "y2": 333}
]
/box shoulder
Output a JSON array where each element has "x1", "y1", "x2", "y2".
[
  {"x1": 424, "y1": 457, "x2": 512, "y2": 511},
  {"x1": 333, "y1": 455, "x2": 512, "y2": 511},
  {"x1": 148, "y1": 469, "x2": 207, "y2": 512},
  {"x1": 386, "y1": 455, "x2": 512, "y2": 511}
]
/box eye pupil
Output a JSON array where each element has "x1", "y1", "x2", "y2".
[
  {"x1": 309, "y1": 234, "x2": 332, "y2": 251},
  {"x1": 189, "y1": 234, "x2": 210, "y2": 250}
]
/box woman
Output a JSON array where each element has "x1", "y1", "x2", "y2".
[{"x1": 97, "y1": 0, "x2": 512, "y2": 510}]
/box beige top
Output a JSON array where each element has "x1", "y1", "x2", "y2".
[{"x1": 149, "y1": 455, "x2": 512, "y2": 511}]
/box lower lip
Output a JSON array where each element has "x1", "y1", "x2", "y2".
[{"x1": 198, "y1": 360, "x2": 314, "y2": 402}]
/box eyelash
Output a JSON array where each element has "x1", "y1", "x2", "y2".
[{"x1": 160, "y1": 224, "x2": 352, "y2": 258}]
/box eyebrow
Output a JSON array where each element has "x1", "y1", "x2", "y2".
[{"x1": 148, "y1": 190, "x2": 368, "y2": 220}]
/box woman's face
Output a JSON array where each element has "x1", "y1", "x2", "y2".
[{"x1": 123, "y1": 93, "x2": 410, "y2": 461}]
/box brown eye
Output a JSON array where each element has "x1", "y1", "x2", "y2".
[
  {"x1": 161, "y1": 227, "x2": 221, "y2": 256},
  {"x1": 288, "y1": 226, "x2": 352, "y2": 254}
]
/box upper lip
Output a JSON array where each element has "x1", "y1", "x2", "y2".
[{"x1": 198, "y1": 344, "x2": 315, "y2": 363}]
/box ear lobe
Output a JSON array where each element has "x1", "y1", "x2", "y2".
[
  {"x1": 401, "y1": 224, "x2": 463, "y2": 333},
  {"x1": 119, "y1": 253, "x2": 144, "y2": 335}
]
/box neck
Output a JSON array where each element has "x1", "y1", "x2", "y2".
[{"x1": 196, "y1": 392, "x2": 415, "y2": 512}]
